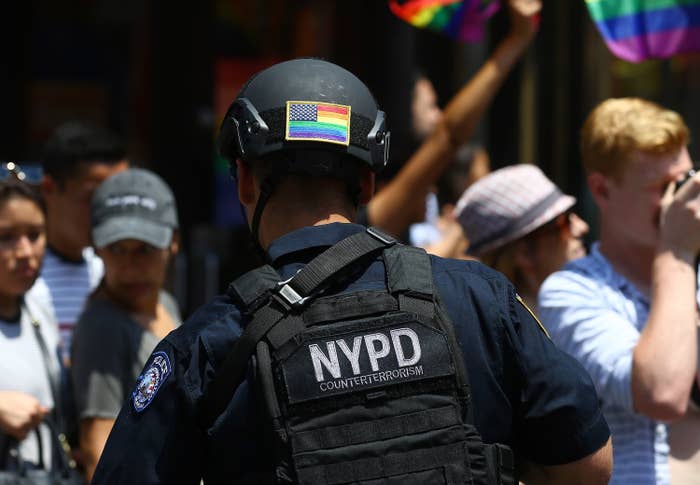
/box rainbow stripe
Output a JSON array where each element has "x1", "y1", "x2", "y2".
[
  {"x1": 587, "y1": 0, "x2": 700, "y2": 62},
  {"x1": 286, "y1": 101, "x2": 351, "y2": 146},
  {"x1": 389, "y1": 0, "x2": 500, "y2": 42}
]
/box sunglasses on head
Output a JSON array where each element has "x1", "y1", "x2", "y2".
[{"x1": 0, "y1": 161, "x2": 43, "y2": 185}]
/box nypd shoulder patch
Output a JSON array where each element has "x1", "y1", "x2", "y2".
[{"x1": 132, "y1": 351, "x2": 172, "y2": 413}]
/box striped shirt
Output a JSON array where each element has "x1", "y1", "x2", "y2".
[
  {"x1": 36, "y1": 247, "x2": 103, "y2": 363},
  {"x1": 538, "y1": 243, "x2": 671, "y2": 484}
]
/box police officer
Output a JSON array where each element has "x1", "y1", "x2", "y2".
[{"x1": 92, "y1": 59, "x2": 612, "y2": 484}]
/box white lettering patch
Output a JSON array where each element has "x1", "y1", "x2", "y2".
[
  {"x1": 282, "y1": 321, "x2": 454, "y2": 404},
  {"x1": 105, "y1": 195, "x2": 158, "y2": 211}
]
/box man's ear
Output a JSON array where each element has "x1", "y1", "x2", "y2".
[
  {"x1": 587, "y1": 172, "x2": 610, "y2": 209},
  {"x1": 358, "y1": 167, "x2": 375, "y2": 205},
  {"x1": 169, "y1": 230, "x2": 181, "y2": 255},
  {"x1": 236, "y1": 160, "x2": 256, "y2": 207},
  {"x1": 40, "y1": 175, "x2": 57, "y2": 199}
]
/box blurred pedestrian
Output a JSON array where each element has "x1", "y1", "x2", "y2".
[
  {"x1": 455, "y1": 164, "x2": 589, "y2": 309},
  {"x1": 38, "y1": 121, "x2": 129, "y2": 365},
  {"x1": 539, "y1": 98, "x2": 698, "y2": 484},
  {"x1": 71, "y1": 168, "x2": 181, "y2": 481},
  {"x1": 0, "y1": 174, "x2": 59, "y2": 469},
  {"x1": 410, "y1": 143, "x2": 490, "y2": 257}
]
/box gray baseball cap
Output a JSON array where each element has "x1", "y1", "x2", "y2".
[{"x1": 91, "y1": 168, "x2": 179, "y2": 249}]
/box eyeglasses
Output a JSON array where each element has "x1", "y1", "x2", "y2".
[{"x1": 0, "y1": 162, "x2": 43, "y2": 185}]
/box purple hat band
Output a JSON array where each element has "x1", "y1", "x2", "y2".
[{"x1": 465, "y1": 188, "x2": 566, "y2": 255}]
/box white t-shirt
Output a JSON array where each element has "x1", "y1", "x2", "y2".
[
  {"x1": 0, "y1": 287, "x2": 60, "y2": 467},
  {"x1": 35, "y1": 247, "x2": 103, "y2": 363}
]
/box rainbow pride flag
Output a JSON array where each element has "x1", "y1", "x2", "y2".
[
  {"x1": 586, "y1": 0, "x2": 700, "y2": 62},
  {"x1": 389, "y1": 0, "x2": 501, "y2": 42}
]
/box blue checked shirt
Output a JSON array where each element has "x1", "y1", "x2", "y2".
[{"x1": 539, "y1": 243, "x2": 674, "y2": 485}]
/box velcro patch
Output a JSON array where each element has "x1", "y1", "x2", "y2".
[
  {"x1": 285, "y1": 101, "x2": 351, "y2": 146},
  {"x1": 281, "y1": 319, "x2": 454, "y2": 404},
  {"x1": 132, "y1": 351, "x2": 172, "y2": 412}
]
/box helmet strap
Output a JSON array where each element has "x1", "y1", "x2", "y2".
[{"x1": 250, "y1": 172, "x2": 285, "y2": 253}]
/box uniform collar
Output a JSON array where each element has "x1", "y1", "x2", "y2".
[{"x1": 266, "y1": 223, "x2": 366, "y2": 267}]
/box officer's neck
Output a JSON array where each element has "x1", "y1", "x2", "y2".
[
  {"x1": 260, "y1": 211, "x2": 353, "y2": 250},
  {"x1": 258, "y1": 183, "x2": 357, "y2": 251},
  {"x1": 251, "y1": 175, "x2": 368, "y2": 250}
]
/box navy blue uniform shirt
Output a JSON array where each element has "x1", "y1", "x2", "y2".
[{"x1": 92, "y1": 223, "x2": 609, "y2": 484}]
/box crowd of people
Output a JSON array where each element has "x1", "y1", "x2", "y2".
[{"x1": 0, "y1": 0, "x2": 698, "y2": 484}]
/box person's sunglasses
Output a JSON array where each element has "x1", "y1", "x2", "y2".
[
  {"x1": 0, "y1": 161, "x2": 43, "y2": 184},
  {"x1": 529, "y1": 210, "x2": 572, "y2": 240}
]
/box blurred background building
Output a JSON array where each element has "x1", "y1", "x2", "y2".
[{"x1": 2, "y1": 0, "x2": 699, "y2": 313}]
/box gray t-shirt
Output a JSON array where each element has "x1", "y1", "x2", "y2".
[
  {"x1": 0, "y1": 286, "x2": 60, "y2": 468},
  {"x1": 70, "y1": 291, "x2": 181, "y2": 420}
]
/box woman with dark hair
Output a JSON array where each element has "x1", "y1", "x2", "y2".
[{"x1": 0, "y1": 173, "x2": 60, "y2": 469}]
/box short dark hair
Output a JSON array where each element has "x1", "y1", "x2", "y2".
[
  {"x1": 0, "y1": 178, "x2": 45, "y2": 214},
  {"x1": 42, "y1": 121, "x2": 126, "y2": 184}
]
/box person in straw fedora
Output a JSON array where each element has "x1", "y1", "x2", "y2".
[{"x1": 454, "y1": 163, "x2": 589, "y2": 309}]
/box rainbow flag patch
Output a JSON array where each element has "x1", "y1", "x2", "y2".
[{"x1": 286, "y1": 101, "x2": 351, "y2": 146}]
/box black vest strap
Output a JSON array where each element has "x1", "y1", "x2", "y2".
[
  {"x1": 485, "y1": 443, "x2": 516, "y2": 485},
  {"x1": 384, "y1": 245, "x2": 433, "y2": 296},
  {"x1": 201, "y1": 227, "x2": 396, "y2": 428},
  {"x1": 383, "y1": 245, "x2": 434, "y2": 320},
  {"x1": 296, "y1": 441, "x2": 467, "y2": 485},
  {"x1": 291, "y1": 405, "x2": 460, "y2": 453},
  {"x1": 383, "y1": 245, "x2": 475, "y2": 424},
  {"x1": 200, "y1": 300, "x2": 288, "y2": 428},
  {"x1": 280, "y1": 228, "x2": 395, "y2": 304},
  {"x1": 227, "y1": 264, "x2": 281, "y2": 309}
]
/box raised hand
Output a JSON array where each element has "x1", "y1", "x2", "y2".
[{"x1": 507, "y1": 0, "x2": 542, "y2": 42}]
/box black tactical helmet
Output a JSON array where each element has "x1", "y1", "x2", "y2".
[
  {"x1": 217, "y1": 58, "x2": 390, "y2": 173},
  {"x1": 217, "y1": 58, "x2": 390, "y2": 250}
]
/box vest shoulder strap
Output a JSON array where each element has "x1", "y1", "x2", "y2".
[
  {"x1": 227, "y1": 264, "x2": 280, "y2": 310},
  {"x1": 383, "y1": 244, "x2": 434, "y2": 320}
]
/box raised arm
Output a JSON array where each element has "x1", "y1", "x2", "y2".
[
  {"x1": 632, "y1": 175, "x2": 700, "y2": 420},
  {"x1": 367, "y1": 0, "x2": 541, "y2": 236}
]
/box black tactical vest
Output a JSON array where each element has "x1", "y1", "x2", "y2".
[{"x1": 201, "y1": 228, "x2": 516, "y2": 484}]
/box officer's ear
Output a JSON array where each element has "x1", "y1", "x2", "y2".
[
  {"x1": 237, "y1": 159, "x2": 257, "y2": 207},
  {"x1": 358, "y1": 167, "x2": 375, "y2": 204}
]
